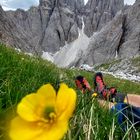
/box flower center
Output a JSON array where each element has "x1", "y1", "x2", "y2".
[{"x1": 43, "y1": 106, "x2": 56, "y2": 123}]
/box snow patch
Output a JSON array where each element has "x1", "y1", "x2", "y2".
[
  {"x1": 41, "y1": 51, "x2": 54, "y2": 62},
  {"x1": 54, "y1": 30, "x2": 90, "y2": 67},
  {"x1": 84, "y1": 0, "x2": 88, "y2": 5},
  {"x1": 104, "y1": 11, "x2": 109, "y2": 14},
  {"x1": 24, "y1": 52, "x2": 33, "y2": 56},
  {"x1": 101, "y1": 71, "x2": 140, "y2": 82},
  {"x1": 15, "y1": 48, "x2": 21, "y2": 52},
  {"x1": 115, "y1": 50, "x2": 118, "y2": 58},
  {"x1": 54, "y1": 16, "x2": 90, "y2": 67},
  {"x1": 79, "y1": 64, "x2": 93, "y2": 71}
]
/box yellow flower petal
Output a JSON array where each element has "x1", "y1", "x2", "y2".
[
  {"x1": 10, "y1": 117, "x2": 68, "y2": 140},
  {"x1": 17, "y1": 84, "x2": 56, "y2": 122},
  {"x1": 35, "y1": 121, "x2": 68, "y2": 140},
  {"x1": 17, "y1": 93, "x2": 40, "y2": 121},
  {"x1": 56, "y1": 83, "x2": 77, "y2": 120},
  {"x1": 37, "y1": 84, "x2": 56, "y2": 107},
  {"x1": 9, "y1": 116, "x2": 42, "y2": 140}
]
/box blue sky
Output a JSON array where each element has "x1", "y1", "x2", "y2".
[{"x1": 0, "y1": 0, "x2": 136, "y2": 11}]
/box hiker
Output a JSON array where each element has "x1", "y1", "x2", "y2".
[
  {"x1": 75, "y1": 72, "x2": 140, "y2": 107},
  {"x1": 75, "y1": 73, "x2": 140, "y2": 128},
  {"x1": 94, "y1": 72, "x2": 140, "y2": 107},
  {"x1": 75, "y1": 75, "x2": 91, "y2": 94},
  {"x1": 94, "y1": 72, "x2": 140, "y2": 129}
]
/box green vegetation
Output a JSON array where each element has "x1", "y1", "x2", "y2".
[
  {"x1": 0, "y1": 44, "x2": 140, "y2": 140},
  {"x1": 131, "y1": 56, "x2": 140, "y2": 71},
  {"x1": 94, "y1": 59, "x2": 121, "y2": 71}
]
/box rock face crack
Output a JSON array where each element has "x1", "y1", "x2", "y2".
[
  {"x1": 116, "y1": 13, "x2": 127, "y2": 53},
  {"x1": 38, "y1": 0, "x2": 58, "y2": 47}
]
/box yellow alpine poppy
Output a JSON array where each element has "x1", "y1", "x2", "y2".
[
  {"x1": 9, "y1": 83, "x2": 77, "y2": 140},
  {"x1": 92, "y1": 92, "x2": 98, "y2": 97}
]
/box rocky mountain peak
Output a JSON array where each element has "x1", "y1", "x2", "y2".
[
  {"x1": 39, "y1": 0, "x2": 56, "y2": 8},
  {"x1": 0, "y1": 0, "x2": 123, "y2": 54},
  {"x1": 84, "y1": 0, "x2": 124, "y2": 37},
  {"x1": 0, "y1": 5, "x2": 5, "y2": 17},
  {"x1": 39, "y1": 0, "x2": 84, "y2": 10},
  {"x1": 1, "y1": 0, "x2": 139, "y2": 68}
]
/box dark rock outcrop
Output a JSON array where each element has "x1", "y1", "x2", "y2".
[
  {"x1": 84, "y1": 0, "x2": 124, "y2": 37},
  {"x1": 0, "y1": 6, "x2": 35, "y2": 53},
  {"x1": 118, "y1": 0, "x2": 140, "y2": 58},
  {"x1": 79, "y1": 0, "x2": 140, "y2": 65}
]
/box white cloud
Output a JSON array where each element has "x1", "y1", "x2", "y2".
[
  {"x1": 124, "y1": 0, "x2": 135, "y2": 5},
  {"x1": 0, "y1": 0, "x2": 39, "y2": 11},
  {"x1": 84, "y1": 0, "x2": 88, "y2": 5}
]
